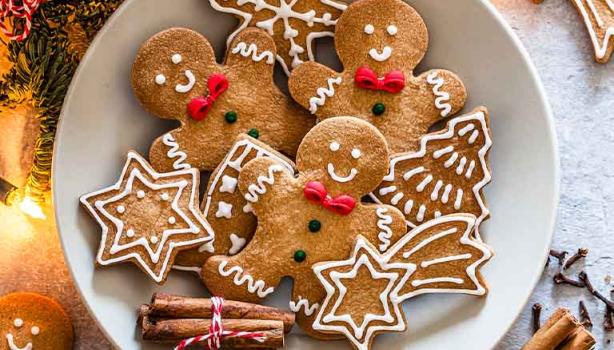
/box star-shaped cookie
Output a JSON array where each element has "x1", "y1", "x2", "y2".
[
  {"x1": 313, "y1": 237, "x2": 413, "y2": 350},
  {"x1": 571, "y1": 0, "x2": 614, "y2": 63},
  {"x1": 80, "y1": 151, "x2": 214, "y2": 284}
]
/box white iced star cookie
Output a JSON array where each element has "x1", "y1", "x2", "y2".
[{"x1": 80, "y1": 151, "x2": 214, "y2": 284}]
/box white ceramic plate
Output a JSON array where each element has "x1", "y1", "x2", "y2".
[{"x1": 53, "y1": 0, "x2": 559, "y2": 349}]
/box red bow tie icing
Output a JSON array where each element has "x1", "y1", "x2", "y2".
[
  {"x1": 354, "y1": 66, "x2": 406, "y2": 94},
  {"x1": 303, "y1": 181, "x2": 356, "y2": 216},
  {"x1": 187, "y1": 73, "x2": 229, "y2": 121}
]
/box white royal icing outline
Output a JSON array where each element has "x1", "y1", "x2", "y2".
[
  {"x1": 162, "y1": 133, "x2": 190, "y2": 170},
  {"x1": 308, "y1": 77, "x2": 342, "y2": 114},
  {"x1": 313, "y1": 237, "x2": 413, "y2": 350},
  {"x1": 572, "y1": 0, "x2": 614, "y2": 60},
  {"x1": 80, "y1": 151, "x2": 214, "y2": 283},
  {"x1": 289, "y1": 296, "x2": 320, "y2": 316},
  {"x1": 209, "y1": 0, "x2": 347, "y2": 74},
  {"x1": 370, "y1": 110, "x2": 492, "y2": 240},
  {"x1": 218, "y1": 260, "x2": 275, "y2": 298},
  {"x1": 231, "y1": 41, "x2": 275, "y2": 64},
  {"x1": 369, "y1": 46, "x2": 393, "y2": 62},
  {"x1": 426, "y1": 71, "x2": 452, "y2": 117}
]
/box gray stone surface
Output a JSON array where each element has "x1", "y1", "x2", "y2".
[{"x1": 492, "y1": 0, "x2": 614, "y2": 348}]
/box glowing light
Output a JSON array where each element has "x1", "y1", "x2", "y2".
[{"x1": 17, "y1": 196, "x2": 46, "y2": 220}]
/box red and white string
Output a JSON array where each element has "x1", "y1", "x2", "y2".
[
  {"x1": 174, "y1": 297, "x2": 267, "y2": 350},
  {"x1": 0, "y1": 0, "x2": 44, "y2": 41}
]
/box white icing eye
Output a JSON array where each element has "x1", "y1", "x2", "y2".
[
  {"x1": 329, "y1": 141, "x2": 340, "y2": 152},
  {"x1": 387, "y1": 25, "x2": 398, "y2": 36},
  {"x1": 351, "y1": 148, "x2": 362, "y2": 159},
  {"x1": 364, "y1": 24, "x2": 375, "y2": 35},
  {"x1": 31, "y1": 326, "x2": 40, "y2": 336},
  {"x1": 150, "y1": 236, "x2": 159, "y2": 244},
  {"x1": 171, "y1": 53, "x2": 182, "y2": 64},
  {"x1": 126, "y1": 229, "x2": 135, "y2": 238},
  {"x1": 155, "y1": 74, "x2": 166, "y2": 85},
  {"x1": 13, "y1": 318, "x2": 23, "y2": 328}
]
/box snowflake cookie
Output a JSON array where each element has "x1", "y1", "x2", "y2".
[
  {"x1": 371, "y1": 107, "x2": 492, "y2": 239},
  {"x1": 313, "y1": 214, "x2": 492, "y2": 350},
  {"x1": 201, "y1": 117, "x2": 408, "y2": 338},
  {"x1": 289, "y1": 0, "x2": 467, "y2": 153},
  {"x1": 80, "y1": 151, "x2": 214, "y2": 284},
  {"x1": 209, "y1": 0, "x2": 349, "y2": 74},
  {"x1": 131, "y1": 27, "x2": 314, "y2": 173}
]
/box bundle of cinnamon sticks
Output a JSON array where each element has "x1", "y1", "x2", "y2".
[
  {"x1": 139, "y1": 293, "x2": 295, "y2": 349},
  {"x1": 522, "y1": 308, "x2": 596, "y2": 350}
]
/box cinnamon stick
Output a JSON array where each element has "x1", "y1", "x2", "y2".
[
  {"x1": 148, "y1": 293, "x2": 295, "y2": 333},
  {"x1": 522, "y1": 308, "x2": 595, "y2": 350},
  {"x1": 141, "y1": 313, "x2": 284, "y2": 348}
]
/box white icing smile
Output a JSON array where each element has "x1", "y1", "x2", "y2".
[
  {"x1": 327, "y1": 163, "x2": 358, "y2": 183},
  {"x1": 6, "y1": 333, "x2": 32, "y2": 350},
  {"x1": 175, "y1": 70, "x2": 196, "y2": 93},
  {"x1": 369, "y1": 46, "x2": 393, "y2": 62}
]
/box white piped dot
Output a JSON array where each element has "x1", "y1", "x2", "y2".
[
  {"x1": 31, "y1": 326, "x2": 40, "y2": 335},
  {"x1": 171, "y1": 53, "x2": 182, "y2": 64},
  {"x1": 160, "y1": 193, "x2": 170, "y2": 201},
  {"x1": 387, "y1": 25, "x2": 398, "y2": 36},
  {"x1": 351, "y1": 148, "x2": 362, "y2": 159},
  {"x1": 155, "y1": 74, "x2": 166, "y2": 85},
  {"x1": 150, "y1": 236, "x2": 159, "y2": 244},
  {"x1": 137, "y1": 190, "x2": 145, "y2": 199},
  {"x1": 168, "y1": 216, "x2": 176, "y2": 225},
  {"x1": 116, "y1": 205, "x2": 125, "y2": 214},
  {"x1": 126, "y1": 229, "x2": 135, "y2": 238},
  {"x1": 14, "y1": 318, "x2": 23, "y2": 328},
  {"x1": 364, "y1": 24, "x2": 375, "y2": 35},
  {"x1": 329, "y1": 141, "x2": 340, "y2": 152}
]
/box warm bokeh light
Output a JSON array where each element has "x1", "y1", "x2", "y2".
[{"x1": 16, "y1": 196, "x2": 46, "y2": 220}]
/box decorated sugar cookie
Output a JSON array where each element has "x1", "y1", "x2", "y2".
[
  {"x1": 571, "y1": 0, "x2": 614, "y2": 63},
  {"x1": 209, "y1": 0, "x2": 349, "y2": 74},
  {"x1": 131, "y1": 27, "x2": 314, "y2": 173},
  {"x1": 0, "y1": 292, "x2": 73, "y2": 350},
  {"x1": 174, "y1": 134, "x2": 295, "y2": 273},
  {"x1": 313, "y1": 214, "x2": 492, "y2": 350},
  {"x1": 80, "y1": 151, "x2": 214, "y2": 284},
  {"x1": 289, "y1": 0, "x2": 467, "y2": 153},
  {"x1": 371, "y1": 107, "x2": 492, "y2": 239},
  {"x1": 202, "y1": 117, "x2": 408, "y2": 338}
]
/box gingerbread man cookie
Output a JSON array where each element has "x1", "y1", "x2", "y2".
[
  {"x1": 80, "y1": 151, "x2": 214, "y2": 284},
  {"x1": 313, "y1": 214, "x2": 492, "y2": 350},
  {"x1": 202, "y1": 117, "x2": 408, "y2": 338},
  {"x1": 0, "y1": 292, "x2": 73, "y2": 350},
  {"x1": 571, "y1": 0, "x2": 614, "y2": 63},
  {"x1": 209, "y1": 0, "x2": 349, "y2": 74},
  {"x1": 371, "y1": 107, "x2": 492, "y2": 239},
  {"x1": 289, "y1": 0, "x2": 467, "y2": 153},
  {"x1": 131, "y1": 27, "x2": 314, "y2": 173},
  {"x1": 174, "y1": 134, "x2": 296, "y2": 273}
]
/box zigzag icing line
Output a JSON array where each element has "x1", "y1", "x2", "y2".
[
  {"x1": 308, "y1": 77, "x2": 342, "y2": 114},
  {"x1": 218, "y1": 260, "x2": 275, "y2": 298}
]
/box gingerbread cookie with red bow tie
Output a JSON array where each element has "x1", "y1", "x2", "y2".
[
  {"x1": 131, "y1": 27, "x2": 314, "y2": 173},
  {"x1": 202, "y1": 117, "x2": 408, "y2": 338},
  {"x1": 288, "y1": 0, "x2": 467, "y2": 153}
]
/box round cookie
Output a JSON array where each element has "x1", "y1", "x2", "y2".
[
  {"x1": 0, "y1": 292, "x2": 73, "y2": 350},
  {"x1": 289, "y1": 0, "x2": 468, "y2": 154}
]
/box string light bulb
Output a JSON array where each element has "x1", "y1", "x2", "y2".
[{"x1": 0, "y1": 176, "x2": 46, "y2": 219}]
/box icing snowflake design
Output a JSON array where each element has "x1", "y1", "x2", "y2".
[
  {"x1": 209, "y1": 0, "x2": 348, "y2": 74},
  {"x1": 313, "y1": 238, "x2": 413, "y2": 350},
  {"x1": 80, "y1": 151, "x2": 214, "y2": 283}
]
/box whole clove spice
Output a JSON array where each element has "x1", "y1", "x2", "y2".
[
  {"x1": 549, "y1": 249, "x2": 569, "y2": 266},
  {"x1": 532, "y1": 303, "x2": 542, "y2": 334},
  {"x1": 554, "y1": 272, "x2": 586, "y2": 288},
  {"x1": 605, "y1": 308, "x2": 614, "y2": 331},
  {"x1": 578, "y1": 271, "x2": 614, "y2": 310},
  {"x1": 563, "y1": 248, "x2": 589, "y2": 270},
  {"x1": 579, "y1": 300, "x2": 592, "y2": 328}
]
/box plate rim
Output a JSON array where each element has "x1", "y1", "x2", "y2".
[{"x1": 51, "y1": 0, "x2": 560, "y2": 348}]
